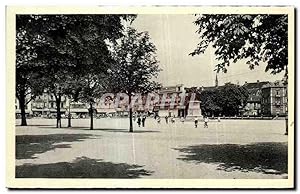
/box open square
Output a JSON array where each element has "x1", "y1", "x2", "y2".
[{"x1": 16, "y1": 118, "x2": 288, "y2": 179}]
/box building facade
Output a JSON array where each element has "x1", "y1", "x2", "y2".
[
  {"x1": 243, "y1": 80, "x2": 269, "y2": 116},
  {"x1": 261, "y1": 81, "x2": 287, "y2": 116},
  {"x1": 15, "y1": 93, "x2": 68, "y2": 118},
  {"x1": 153, "y1": 84, "x2": 186, "y2": 117}
]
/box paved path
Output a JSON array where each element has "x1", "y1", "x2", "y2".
[{"x1": 15, "y1": 118, "x2": 288, "y2": 179}]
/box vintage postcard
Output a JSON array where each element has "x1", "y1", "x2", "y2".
[{"x1": 6, "y1": 6, "x2": 295, "y2": 189}]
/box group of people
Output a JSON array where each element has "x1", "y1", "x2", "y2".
[
  {"x1": 194, "y1": 116, "x2": 209, "y2": 128},
  {"x1": 135, "y1": 115, "x2": 147, "y2": 127},
  {"x1": 135, "y1": 113, "x2": 220, "y2": 128},
  {"x1": 156, "y1": 115, "x2": 215, "y2": 128}
]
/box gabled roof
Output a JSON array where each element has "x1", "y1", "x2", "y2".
[
  {"x1": 243, "y1": 81, "x2": 270, "y2": 89},
  {"x1": 262, "y1": 81, "x2": 286, "y2": 88}
]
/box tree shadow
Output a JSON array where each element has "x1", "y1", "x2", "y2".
[
  {"x1": 174, "y1": 142, "x2": 287, "y2": 175},
  {"x1": 16, "y1": 156, "x2": 153, "y2": 178},
  {"x1": 16, "y1": 134, "x2": 99, "y2": 160}
]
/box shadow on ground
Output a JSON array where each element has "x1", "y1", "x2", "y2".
[
  {"x1": 174, "y1": 142, "x2": 287, "y2": 175},
  {"x1": 16, "y1": 156, "x2": 153, "y2": 178},
  {"x1": 38, "y1": 127, "x2": 160, "y2": 133},
  {"x1": 16, "y1": 134, "x2": 99, "y2": 160}
]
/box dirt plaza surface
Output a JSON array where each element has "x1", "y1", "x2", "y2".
[{"x1": 15, "y1": 118, "x2": 288, "y2": 179}]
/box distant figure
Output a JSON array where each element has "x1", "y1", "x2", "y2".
[
  {"x1": 165, "y1": 116, "x2": 169, "y2": 124},
  {"x1": 171, "y1": 117, "x2": 175, "y2": 123},
  {"x1": 142, "y1": 115, "x2": 146, "y2": 127},
  {"x1": 137, "y1": 116, "x2": 141, "y2": 127},
  {"x1": 217, "y1": 116, "x2": 221, "y2": 122},
  {"x1": 157, "y1": 116, "x2": 161, "y2": 124},
  {"x1": 180, "y1": 116, "x2": 185, "y2": 123},
  {"x1": 194, "y1": 117, "x2": 198, "y2": 128},
  {"x1": 204, "y1": 116, "x2": 209, "y2": 128}
]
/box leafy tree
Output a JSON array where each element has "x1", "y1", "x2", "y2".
[
  {"x1": 16, "y1": 16, "x2": 47, "y2": 126},
  {"x1": 190, "y1": 14, "x2": 288, "y2": 75},
  {"x1": 71, "y1": 60, "x2": 111, "y2": 130},
  {"x1": 199, "y1": 89, "x2": 222, "y2": 116},
  {"x1": 16, "y1": 14, "x2": 134, "y2": 128},
  {"x1": 191, "y1": 14, "x2": 288, "y2": 134},
  {"x1": 200, "y1": 84, "x2": 249, "y2": 117},
  {"x1": 107, "y1": 27, "x2": 161, "y2": 132}
]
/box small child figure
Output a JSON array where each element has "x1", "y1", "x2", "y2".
[
  {"x1": 171, "y1": 117, "x2": 175, "y2": 123},
  {"x1": 194, "y1": 117, "x2": 198, "y2": 128},
  {"x1": 180, "y1": 116, "x2": 185, "y2": 123},
  {"x1": 204, "y1": 116, "x2": 209, "y2": 128},
  {"x1": 165, "y1": 116, "x2": 169, "y2": 124}
]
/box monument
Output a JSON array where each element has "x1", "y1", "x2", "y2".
[{"x1": 186, "y1": 100, "x2": 203, "y2": 119}]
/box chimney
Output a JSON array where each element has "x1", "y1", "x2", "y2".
[
  {"x1": 244, "y1": 81, "x2": 248, "y2": 84},
  {"x1": 257, "y1": 80, "x2": 260, "y2": 83}
]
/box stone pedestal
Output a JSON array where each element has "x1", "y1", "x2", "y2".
[{"x1": 187, "y1": 100, "x2": 203, "y2": 118}]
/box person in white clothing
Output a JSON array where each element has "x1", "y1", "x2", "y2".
[{"x1": 204, "y1": 116, "x2": 209, "y2": 128}]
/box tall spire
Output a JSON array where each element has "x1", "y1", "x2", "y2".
[{"x1": 215, "y1": 73, "x2": 219, "y2": 87}]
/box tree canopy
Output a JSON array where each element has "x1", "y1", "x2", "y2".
[
  {"x1": 190, "y1": 14, "x2": 288, "y2": 75},
  {"x1": 107, "y1": 27, "x2": 161, "y2": 132},
  {"x1": 16, "y1": 14, "x2": 135, "y2": 126},
  {"x1": 199, "y1": 83, "x2": 249, "y2": 117}
]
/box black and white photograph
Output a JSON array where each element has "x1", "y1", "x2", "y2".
[{"x1": 5, "y1": 6, "x2": 295, "y2": 189}]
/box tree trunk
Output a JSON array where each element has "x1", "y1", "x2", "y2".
[
  {"x1": 18, "y1": 94, "x2": 27, "y2": 126},
  {"x1": 285, "y1": 116, "x2": 288, "y2": 135},
  {"x1": 67, "y1": 99, "x2": 72, "y2": 127},
  {"x1": 56, "y1": 95, "x2": 62, "y2": 128},
  {"x1": 284, "y1": 77, "x2": 288, "y2": 135},
  {"x1": 68, "y1": 113, "x2": 72, "y2": 127},
  {"x1": 90, "y1": 102, "x2": 93, "y2": 130},
  {"x1": 129, "y1": 94, "x2": 133, "y2": 132}
]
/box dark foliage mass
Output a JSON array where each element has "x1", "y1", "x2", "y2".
[
  {"x1": 198, "y1": 83, "x2": 249, "y2": 116},
  {"x1": 191, "y1": 14, "x2": 288, "y2": 75},
  {"x1": 175, "y1": 142, "x2": 287, "y2": 175},
  {"x1": 16, "y1": 14, "x2": 135, "y2": 128},
  {"x1": 16, "y1": 157, "x2": 152, "y2": 178}
]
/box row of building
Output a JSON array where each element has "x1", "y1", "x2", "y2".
[
  {"x1": 15, "y1": 80, "x2": 287, "y2": 119},
  {"x1": 243, "y1": 80, "x2": 287, "y2": 116}
]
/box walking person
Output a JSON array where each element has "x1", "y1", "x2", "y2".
[
  {"x1": 204, "y1": 116, "x2": 209, "y2": 128},
  {"x1": 157, "y1": 116, "x2": 161, "y2": 124},
  {"x1": 194, "y1": 117, "x2": 198, "y2": 128},
  {"x1": 171, "y1": 116, "x2": 175, "y2": 123},
  {"x1": 180, "y1": 116, "x2": 185, "y2": 124},
  {"x1": 142, "y1": 115, "x2": 146, "y2": 127},
  {"x1": 165, "y1": 116, "x2": 169, "y2": 124},
  {"x1": 137, "y1": 116, "x2": 141, "y2": 127}
]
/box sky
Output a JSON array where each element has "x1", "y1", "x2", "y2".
[{"x1": 131, "y1": 14, "x2": 285, "y2": 87}]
